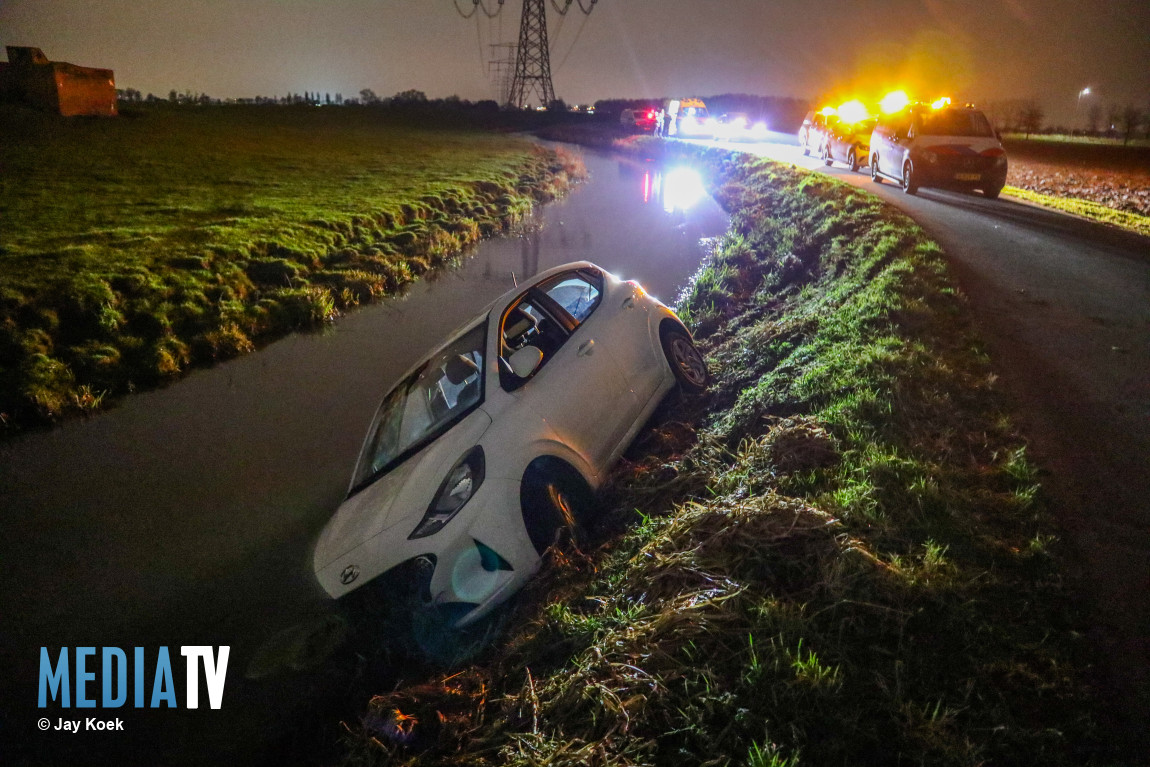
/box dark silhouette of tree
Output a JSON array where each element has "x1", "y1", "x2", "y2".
[
  {"x1": 1019, "y1": 102, "x2": 1044, "y2": 138},
  {"x1": 1119, "y1": 105, "x2": 1143, "y2": 146},
  {"x1": 392, "y1": 89, "x2": 427, "y2": 104}
]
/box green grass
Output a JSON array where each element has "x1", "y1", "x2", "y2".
[
  {"x1": 1002, "y1": 132, "x2": 1150, "y2": 148},
  {"x1": 0, "y1": 104, "x2": 583, "y2": 428},
  {"x1": 1003, "y1": 185, "x2": 1150, "y2": 236},
  {"x1": 336, "y1": 145, "x2": 1110, "y2": 765}
]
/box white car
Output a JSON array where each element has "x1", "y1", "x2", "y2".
[{"x1": 313, "y1": 262, "x2": 708, "y2": 627}]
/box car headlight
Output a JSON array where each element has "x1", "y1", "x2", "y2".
[{"x1": 409, "y1": 446, "x2": 485, "y2": 539}]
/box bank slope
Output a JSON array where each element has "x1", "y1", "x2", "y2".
[{"x1": 340, "y1": 147, "x2": 1107, "y2": 767}]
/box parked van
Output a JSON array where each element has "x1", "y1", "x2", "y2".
[
  {"x1": 657, "y1": 98, "x2": 714, "y2": 139},
  {"x1": 869, "y1": 104, "x2": 1007, "y2": 198}
]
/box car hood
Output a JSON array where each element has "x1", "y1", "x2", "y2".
[
  {"x1": 914, "y1": 135, "x2": 1003, "y2": 153},
  {"x1": 314, "y1": 408, "x2": 493, "y2": 570}
]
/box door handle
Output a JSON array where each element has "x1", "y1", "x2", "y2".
[
  {"x1": 578, "y1": 339, "x2": 595, "y2": 357},
  {"x1": 622, "y1": 296, "x2": 635, "y2": 309}
]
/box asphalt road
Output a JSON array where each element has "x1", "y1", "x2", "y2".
[{"x1": 703, "y1": 132, "x2": 1150, "y2": 754}]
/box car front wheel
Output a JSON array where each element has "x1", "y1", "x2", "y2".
[
  {"x1": 661, "y1": 326, "x2": 708, "y2": 393},
  {"x1": 902, "y1": 161, "x2": 918, "y2": 195},
  {"x1": 521, "y1": 464, "x2": 592, "y2": 556},
  {"x1": 848, "y1": 148, "x2": 860, "y2": 173},
  {"x1": 871, "y1": 155, "x2": 883, "y2": 183}
]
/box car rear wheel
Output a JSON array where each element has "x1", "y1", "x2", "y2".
[
  {"x1": 801, "y1": 133, "x2": 810, "y2": 156},
  {"x1": 871, "y1": 155, "x2": 883, "y2": 183},
  {"x1": 848, "y1": 148, "x2": 860, "y2": 173},
  {"x1": 902, "y1": 162, "x2": 918, "y2": 195},
  {"x1": 822, "y1": 143, "x2": 833, "y2": 166},
  {"x1": 661, "y1": 326, "x2": 708, "y2": 393},
  {"x1": 982, "y1": 185, "x2": 1003, "y2": 200}
]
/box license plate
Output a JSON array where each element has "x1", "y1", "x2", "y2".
[{"x1": 955, "y1": 173, "x2": 981, "y2": 181}]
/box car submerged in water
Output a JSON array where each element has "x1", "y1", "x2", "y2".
[{"x1": 313, "y1": 262, "x2": 708, "y2": 628}]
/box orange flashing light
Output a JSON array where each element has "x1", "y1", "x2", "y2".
[
  {"x1": 931, "y1": 96, "x2": 952, "y2": 110},
  {"x1": 818, "y1": 106, "x2": 838, "y2": 117},
  {"x1": 836, "y1": 99, "x2": 870, "y2": 124},
  {"x1": 879, "y1": 90, "x2": 910, "y2": 114}
]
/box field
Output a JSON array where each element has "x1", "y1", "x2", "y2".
[
  {"x1": 1002, "y1": 137, "x2": 1150, "y2": 229},
  {"x1": 0, "y1": 104, "x2": 582, "y2": 429},
  {"x1": 337, "y1": 143, "x2": 1110, "y2": 766}
]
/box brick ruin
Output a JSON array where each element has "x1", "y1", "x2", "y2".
[{"x1": 0, "y1": 46, "x2": 117, "y2": 117}]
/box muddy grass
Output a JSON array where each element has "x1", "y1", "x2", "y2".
[
  {"x1": 0, "y1": 104, "x2": 585, "y2": 430},
  {"x1": 334, "y1": 143, "x2": 1111, "y2": 766}
]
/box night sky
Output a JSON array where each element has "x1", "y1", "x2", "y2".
[{"x1": 2, "y1": 0, "x2": 1147, "y2": 125}]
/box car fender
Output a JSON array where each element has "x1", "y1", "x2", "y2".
[{"x1": 426, "y1": 476, "x2": 537, "y2": 609}]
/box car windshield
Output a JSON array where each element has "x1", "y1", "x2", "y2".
[
  {"x1": 918, "y1": 109, "x2": 995, "y2": 137},
  {"x1": 352, "y1": 322, "x2": 486, "y2": 490},
  {"x1": 850, "y1": 118, "x2": 877, "y2": 138}
]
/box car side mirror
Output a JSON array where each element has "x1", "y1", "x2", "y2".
[{"x1": 508, "y1": 346, "x2": 544, "y2": 379}]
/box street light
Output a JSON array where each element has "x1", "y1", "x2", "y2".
[{"x1": 1076, "y1": 87, "x2": 1092, "y2": 131}]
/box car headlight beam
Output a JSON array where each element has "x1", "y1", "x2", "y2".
[{"x1": 409, "y1": 446, "x2": 485, "y2": 539}]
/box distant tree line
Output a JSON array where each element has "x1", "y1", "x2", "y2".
[
  {"x1": 112, "y1": 86, "x2": 509, "y2": 113},
  {"x1": 983, "y1": 98, "x2": 1150, "y2": 144}
]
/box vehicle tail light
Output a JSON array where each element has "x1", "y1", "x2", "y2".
[{"x1": 980, "y1": 147, "x2": 1006, "y2": 157}]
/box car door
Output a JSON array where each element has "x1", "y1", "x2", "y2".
[
  {"x1": 498, "y1": 272, "x2": 638, "y2": 475},
  {"x1": 881, "y1": 113, "x2": 912, "y2": 177}
]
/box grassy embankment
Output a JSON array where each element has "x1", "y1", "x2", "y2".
[
  {"x1": 1002, "y1": 186, "x2": 1150, "y2": 236},
  {"x1": 340, "y1": 142, "x2": 1106, "y2": 766},
  {"x1": 0, "y1": 105, "x2": 583, "y2": 428}
]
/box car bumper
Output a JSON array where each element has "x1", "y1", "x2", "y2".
[
  {"x1": 916, "y1": 157, "x2": 1007, "y2": 190},
  {"x1": 316, "y1": 477, "x2": 541, "y2": 627}
]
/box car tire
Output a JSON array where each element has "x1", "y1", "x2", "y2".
[
  {"x1": 521, "y1": 464, "x2": 593, "y2": 557},
  {"x1": 982, "y1": 185, "x2": 1003, "y2": 200},
  {"x1": 661, "y1": 326, "x2": 708, "y2": 393},
  {"x1": 871, "y1": 155, "x2": 883, "y2": 183},
  {"x1": 848, "y1": 148, "x2": 860, "y2": 173},
  {"x1": 902, "y1": 161, "x2": 918, "y2": 195},
  {"x1": 822, "y1": 143, "x2": 833, "y2": 166}
]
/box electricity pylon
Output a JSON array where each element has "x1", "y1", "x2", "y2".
[
  {"x1": 453, "y1": 0, "x2": 598, "y2": 109},
  {"x1": 507, "y1": 0, "x2": 554, "y2": 109}
]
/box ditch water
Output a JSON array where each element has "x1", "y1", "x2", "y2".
[{"x1": 0, "y1": 146, "x2": 729, "y2": 765}]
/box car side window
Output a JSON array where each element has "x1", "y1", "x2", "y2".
[
  {"x1": 499, "y1": 294, "x2": 571, "y2": 390},
  {"x1": 537, "y1": 270, "x2": 602, "y2": 324}
]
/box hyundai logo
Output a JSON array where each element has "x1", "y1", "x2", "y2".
[{"x1": 340, "y1": 564, "x2": 359, "y2": 585}]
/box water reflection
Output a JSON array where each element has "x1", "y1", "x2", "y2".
[{"x1": 0, "y1": 146, "x2": 729, "y2": 765}]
